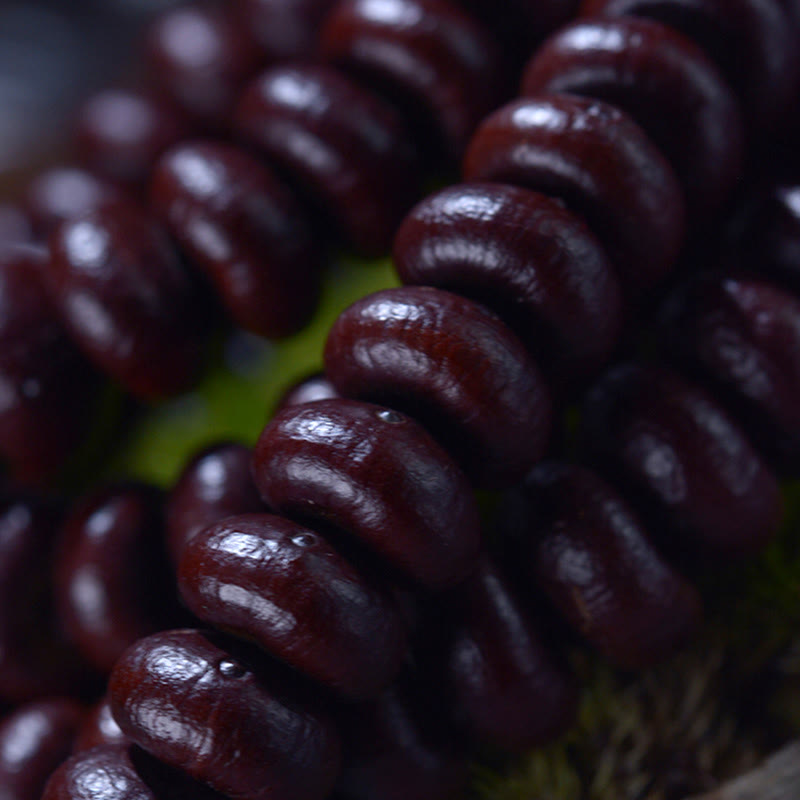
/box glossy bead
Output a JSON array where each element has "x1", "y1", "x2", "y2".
[
  {"x1": 74, "y1": 697, "x2": 127, "y2": 753},
  {"x1": 581, "y1": 363, "x2": 783, "y2": 560},
  {"x1": 55, "y1": 482, "x2": 179, "y2": 673},
  {"x1": 150, "y1": 141, "x2": 323, "y2": 338},
  {"x1": 144, "y1": 4, "x2": 263, "y2": 128},
  {"x1": 0, "y1": 205, "x2": 32, "y2": 248},
  {"x1": 523, "y1": 17, "x2": 744, "y2": 223},
  {"x1": 581, "y1": 0, "x2": 799, "y2": 134},
  {"x1": 237, "y1": 0, "x2": 337, "y2": 61},
  {"x1": 23, "y1": 168, "x2": 126, "y2": 239},
  {"x1": 0, "y1": 496, "x2": 93, "y2": 702},
  {"x1": 393, "y1": 183, "x2": 623, "y2": 385},
  {"x1": 167, "y1": 442, "x2": 264, "y2": 565},
  {"x1": 0, "y1": 699, "x2": 84, "y2": 800},
  {"x1": 503, "y1": 463, "x2": 702, "y2": 668},
  {"x1": 75, "y1": 88, "x2": 188, "y2": 189},
  {"x1": 335, "y1": 672, "x2": 467, "y2": 800},
  {"x1": 109, "y1": 629, "x2": 341, "y2": 800},
  {"x1": 321, "y1": 0, "x2": 505, "y2": 161},
  {"x1": 325, "y1": 287, "x2": 552, "y2": 487},
  {"x1": 179, "y1": 513, "x2": 407, "y2": 699},
  {"x1": 276, "y1": 372, "x2": 340, "y2": 411},
  {"x1": 253, "y1": 399, "x2": 480, "y2": 587},
  {"x1": 0, "y1": 246, "x2": 100, "y2": 483},
  {"x1": 46, "y1": 202, "x2": 209, "y2": 399},
  {"x1": 427, "y1": 557, "x2": 578, "y2": 752},
  {"x1": 235, "y1": 64, "x2": 420, "y2": 256},
  {"x1": 43, "y1": 744, "x2": 225, "y2": 800},
  {"x1": 464, "y1": 95, "x2": 685, "y2": 294},
  {"x1": 659, "y1": 275, "x2": 800, "y2": 475}
]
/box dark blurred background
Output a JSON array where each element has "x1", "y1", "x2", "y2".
[{"x1": 0, "y1": 0, "x2": 182, "y2": 188}]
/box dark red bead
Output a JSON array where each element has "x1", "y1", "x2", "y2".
[
  {"x1": 75, "y1": 88, "x2": 188, "y2": 189},
  {"x1": 464, "y1": 95, "x2": 685, "y2": 295},
  {"x1": 428, "y1": 557, "x2": 579, "y2": 752},
  {"x1": 24, "y1": 168, "x2": 126, "y2": 239},
  {"x1": 0, "y1": 246, "x2": 100, "y2": 484},
  {"x1": 321, "y1": 0, "x2": 505, "y2": 161},
  {"x1": 166, "y1": 442, "x2": 265, "y2": 565},
  {"x1": 55, "y1": 482, "x2": 179, "y2": 673},
  {"x1": 74, "y1": 697, "x2": 127, "y2": 753},
  {"x1": 503, "y1": 462, "x2": 702, "y2": 668},
  {"x1": 335, "y1": 672, "x2": 467, "y2": 800},
  {"x1": 581, "y1": 0, "x2": 799, "y2": 134},
  {"x1": 253, "y1": 399, "x2": 480, "y2": 588},
  {"x1": 179, "y1": 513, "x2": 407, "y2": 699},
  {"x1": 276, "y1": 372, "x2": 340, "y2": 411},
  {"x1": 581, "y1": 363, "x2": 783, "y2": 560},
  {"x1": 325, "y1": 286, "x2": 552, "y2": 487},
  {"x1": 393, "y1": 183, "x2": 623, "y2": 386},
  {"x1": 150, "y1": 141, "x2": 323, "y2": 339},
  {"x1": 46, "y1": 202, "x2": 209, "y2": 400},
  {"x1": 143, "y1": 4, "x2": 263, "y2": 128},
  {"x1": 523, "y1": 17, "x2": 744, "y2": 223},
  {"x1": 0, "y1": 699, "x2": 84, "y2": 800},
  {"x1": 235, "y1": 64, "x2": 420, "y2": 256},
  {"x1": 237, "y1": 0, "x2": 337, "y2": 61},
  {"x1": 659, "y1": 275, "x2": 800, "y2": 475},
  {"x1": 0, "y1": 496, "x2": 93, "y2": 702},
  {"x1": 109, "y1": 629, "x2": 341, "y2": 800}
]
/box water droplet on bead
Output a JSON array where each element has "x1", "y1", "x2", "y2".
[
  {"x1": 376, "y1": 408, "x2": 403, "y2": 424},
  {"x1": 291, "y1": 532, "x2": 317, "y2": 548},
  {"x1": 218, "y1": 659, "x2": 247, "y2": 678}
]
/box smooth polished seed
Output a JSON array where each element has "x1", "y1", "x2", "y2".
[
  {"x1": 167, "y1": 442, "x2": 265, "y2": 565},
  {"x1": 325, "y1": 287, "x2": 552, "y2": 487},
  {"x1": 253, "y1": 399, "x2": 480, "y2": 588},
  {"x1": 523, "y1": 17, "x2": 744, "y2": 222},
  {"x1": 464, "y1": 95, "x2": 685, "y2": 295},
  {"x1": 321, "y1": 0, "x2": 505, "y2": 161},
  {"x1": 179, "y1": 513, "x2": 407, "y2": 699},
  {"x1": 55, "y1": 483, "x2": 179, "y2": 673},
  {"x1": 74, "y1": 697, "x2": 127, "y2": 753},
  {"x1": 46, "y1": 202, "x2": 209, "y2": 399},
  {"x1": 394, "y1": 183, "x2": 623, "y2": 386},
  {"x1": 151, "y1": 141, "x2": 323, "y2": 339},
  {"x1": 235, "y1": 64, "x2": 420, "y2": 257},
  {"x1": 581, "y1": 363, "x2": 783, "y2": 560},
  {"x1": 276, "y1": 373, "x2": 340, "y2": 412},
  {"x1": 503, "y1": 462, "x2": 702, "y2": 668},
  {"x1": 109, "y1": 629, "x2": 341, "y2": 800}
]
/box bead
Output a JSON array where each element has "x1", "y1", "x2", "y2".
[
  {"x1": 252, "y1": 399, "x2": 480, "y2": 587},
  {"x1": 109, "y1": 629, "x2": 341, "y2": 800},
  {"x1": 144, "y1": 4, "x2": 263, "y2": 128},
  {"x1": 335, "y1": 671, "x2": 467, "y2": 800},
  {"x1": 23, "y1": 168, "x2": 126, "y2": 239},
  {"x1": 426, "y1": 557, "x2": 579, "y2": 752},
  {"x1": 166, "y1": 442, "x2": 264, "y2": 565},
  {"x1": 55, "y1": 482, "x2": 179, "y2": 673},
  {"x1": 321, "y1": 0, "x2": 505, "y2": 161},
  {"x1": 276, "y1": 372, "x2": 340, "y2": 411},
  {"x1": 235, "y1": 64, "x2": 420, "y2": 256},
  {"x1": 179, "y1": 513, "x2": 407, "y2": 699},
  {"x1": 581, "y1": 363, "x2": 783, "y2": 560},
  {"x1": 464, "y1": 95, "x2": 685, "y2": 294},
  {"x1": 75, "y1": 88, "x2": 188, "y2": 189},
  {"x1": 393, "y1": 182, "x2": 623, "y2": 386},
  {"x1": 523, "y1": 17, "x2": 744, "y2": 222},
  {"x1": 74, "y1": 697, "x2": 127, "y2": 753},
  {"x1": 503, "y1": 462, "x2": 703, "y2": 668},
  {"x1": 581, "y1": 0, "x2": 799, "y2": 134},
  {"x1": 150, "y1": 141, "x2": 323, "y2": 339},
  {"x1": 237, "y1": 0, "x2": 337, "y2": 61},
  {"x1": 0, "y1": 246, "x2": 100, "y2": 483},
  {"x1": 659, "y1": 275, "x2": 800, "y2": 475},
  {"x1": 325, "y1": 287, "x2": 552, "y2": 487},
  {"x1": 46, "y1": 202, "x2": 209, "y2": 400},
  {"x1": 0, "y1": 699, "x2": 84, "y2": 800}
]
